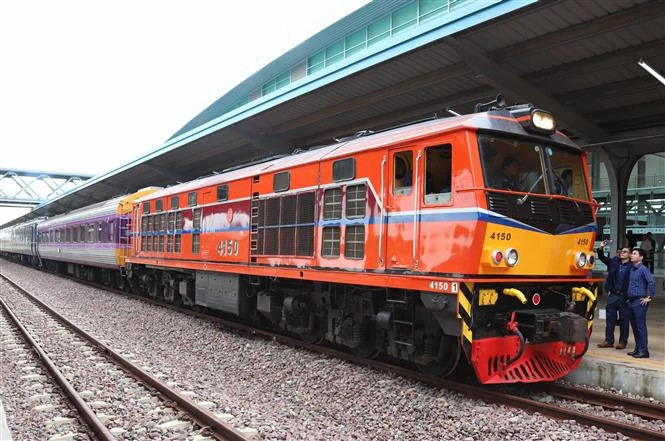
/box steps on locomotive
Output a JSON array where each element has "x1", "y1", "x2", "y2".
[{"x1": 564, "y1": 294, "x2": 665, "y2": 401}]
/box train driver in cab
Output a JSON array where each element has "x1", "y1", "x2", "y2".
[{"x1": 494, "y1": 156, "x2": 521, "y2": 191}]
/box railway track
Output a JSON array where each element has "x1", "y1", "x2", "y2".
[
  {"x1": 534, "y1": 382, "x2": 665, "y2": 421},
  {"x1": 3, "y1": 266, "x2": 665, "y2": 441},
  {"x1": 0, "y1": 273, "x2": 250, "y2": 441}
]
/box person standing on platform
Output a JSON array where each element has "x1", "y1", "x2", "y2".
[
  {"x1": 596, "y1": 240, "x2": 631, "y2": 350},
  {"x1": 626, "y1": 248, "x2": 656, "y2": 358},
  {"x1": 642, "y1": 232, "x2": 655, "y2": 273}
]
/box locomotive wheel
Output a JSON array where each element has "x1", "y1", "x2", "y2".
[
  {"x1": 417, "y1": 335, "x2": 460, "y2": 377},
  {"x1": 351, "y1": 344, "x2": 380, "y2": 359},
  {"x1": 300, "y1": 330, "x2": 323, "y2": 344}
]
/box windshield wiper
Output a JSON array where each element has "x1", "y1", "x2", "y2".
[{"x1": 517, "y1": 173, "x2": 544, "y2": 205}]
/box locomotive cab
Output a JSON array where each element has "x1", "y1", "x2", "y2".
[{"x1": 452, "y1": 104, "x2": 599, "y2": 383}]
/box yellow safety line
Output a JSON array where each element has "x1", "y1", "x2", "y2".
[{"x1": 586, "y1": 350, "x2": 665, "y2": 370}]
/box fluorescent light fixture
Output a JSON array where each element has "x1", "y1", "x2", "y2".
[
  {"x1": 446, "y1": 108, "x2": 461, "y2": 116},
  {"x1": 638, "y1": 59, "x2": 665, "y2": 86}
]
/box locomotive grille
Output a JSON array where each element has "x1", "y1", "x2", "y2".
[
  {"x1": 559, "y1": 200, "x2": 593, "y2": 224},
  {"x1": 279, "y1": 227, "x2": 296, "y2": 255},
  {"x1": 280, "y1": 195, "x2": 297, "y2": 225},
  {"x1": 264, "y1": 228, "x2": 278, "y2": 255},
  {"x1": 296, "y1": 226, "x2": 314, "y2": 256},
  {"x1": 529, "y1": 199, "x2": 550, "y2": 218},
  {"x1": 488, "y1": 194, "x2": 509, "y2": 215},
  {"x1": 255, "y1": 192, "x2": 315, "y2": 257},
  {"x1": 296, "y1": 192, "x2": 315, "y2": 256},
  {"x1": 265, "y1": 198, "x2": 280, "y2": 226},
  {"x1": 486, "y1": 193, "x2": 594, "y2": 234}
]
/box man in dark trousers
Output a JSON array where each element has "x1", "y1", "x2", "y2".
[
  {"x1": 596, "y1": 240, "x2": 631, "y2": 350},
  {"x1": 626, "y1": 248, "x2": 656, "y2": 358}
]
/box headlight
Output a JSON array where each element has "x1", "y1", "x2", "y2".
[
  {"x1": 575, "y1": 252, "x2": 587, "y2": 268},
  {"x1": 531, "y1": 110, "x2": 556, "y2": 133},
  {"x1": 505, "y1": 248, "x2": 519, "y2": 266}
]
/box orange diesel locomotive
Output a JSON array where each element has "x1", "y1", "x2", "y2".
[{"x1": 126, "y1": 103, "x2": 600, "y2": 383}]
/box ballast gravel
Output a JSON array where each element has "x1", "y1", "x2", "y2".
[
  {"x1": 0, "y1": 298, "x2": 93, "y2": 440},
  {"x1": 0, "y1": 260, "x2": 642, "y2": 440}
]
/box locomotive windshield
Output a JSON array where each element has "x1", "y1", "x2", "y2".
[{"x1": 478, "y1": 134, "x2": 589, "y2": 201}]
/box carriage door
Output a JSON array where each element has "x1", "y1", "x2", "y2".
[{"x1": 386, "y1": 147, "x2": 421, "y2": 270}]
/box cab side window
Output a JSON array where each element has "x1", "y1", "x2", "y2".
[
  {"x1": 424, "y1": 144, "x2": 452, "y2": 204},
  {"x1": 393, "y1": 151, "x2": 413, "y2": 195}
]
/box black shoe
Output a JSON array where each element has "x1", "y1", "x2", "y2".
[
  {"x1": 627, "y1": 350, "x2": 637, "y2": 356},
  {"x1": 632, "y1": 352, "x2": 650, "y2": 358}
]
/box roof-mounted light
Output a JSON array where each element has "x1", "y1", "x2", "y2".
[{"x1": 530, "y1": 110, "x2": 556, "y2": 134}]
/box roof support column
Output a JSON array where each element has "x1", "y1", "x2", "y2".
[{"x1": 595, "y1": 147, "x2": 639, "y2": 247}]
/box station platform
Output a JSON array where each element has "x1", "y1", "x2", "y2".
[{"x1": 565, "y1": 294, "x2": 665, "y2": 401}]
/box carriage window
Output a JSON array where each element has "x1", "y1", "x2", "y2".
[
  {"x1": 323, "y1": 188, "x2": 342, "y2": 220},
  {"x1": 109, "y1": 220, "x2": 115, "y2": 242},
  {"x1": 97, "y1": 223, "x2": 103, "y2": 242},
  {"x1": 321, "y1": 226, "x2": 340, "y2": 257},
  {"x1": 273, "y1": 171, "x2": 290, "y2": 192},
  {"x1": 217, "y1": 185, "x2": 228, "y2": 201},
  {"x1": 333, "y1": 158, "x2": 355, "y2": 182},
  {"x1": 87, "y1": 224, "x2": 95, "y2": 242},
  {"x1": 424, "y1": 144, "x2": 452, "y2": 205},
  {"x1": 171, "y1": 196, "x2": 179, "y2": 209},
  {"x1": 66, "y1": 228, "x2": 71, "y2": 242},
  {"x1": 80, "y1": 226, "x2": 86, "y2": 243},
  {"x1": 393, "y1": 151, "x2": 413, "y2": 195},
  {"x1": 346, "y1": 185, "x2": 366, "y2": 218},
  {"x1": 188, "y1": 192, "x2": 198, "y2": 206},
  {"x1": 143, "y1": 201, "x2": 150, "y2": 214}
]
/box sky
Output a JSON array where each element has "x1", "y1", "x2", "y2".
[{"x1": 0, "y1": 0, "x2": 369, "y2": 224}]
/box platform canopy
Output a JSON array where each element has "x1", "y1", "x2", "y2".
[{"x1": 5, "y1": 0, "x2": 664, "y2": 226}]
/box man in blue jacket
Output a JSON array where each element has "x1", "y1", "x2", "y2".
[
  {"x1": 626, "y1": 248, "x2": 656, "y2": 358},
  {"x1": 596, "y1": 240, "x2": 631, "y2": 350}
]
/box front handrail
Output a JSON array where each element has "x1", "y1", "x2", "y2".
[{"x1": 456, "y1": 186, "x2": 600, "y2": 209}]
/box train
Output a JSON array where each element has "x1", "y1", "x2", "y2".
[{"x1": 1, "y1": 101, "x2": 601, "y2": 384}]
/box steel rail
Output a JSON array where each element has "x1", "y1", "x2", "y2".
[
  {"x1": 0, "y1": 296, "x2": 115, "y2": 441},
  {"x1": 0, "y1": 273, "x2": 250, "y2": 441},
  {"x1": 533, "y1": 383, "x2": 665, "y2": 421},
  {"x1": 3, "y1": 263, "x2": 664, "y2": 440}
]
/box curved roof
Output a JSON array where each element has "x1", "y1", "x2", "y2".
[{"x1": 139, "y1": 108, "x2": 579, "y2": 203}]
